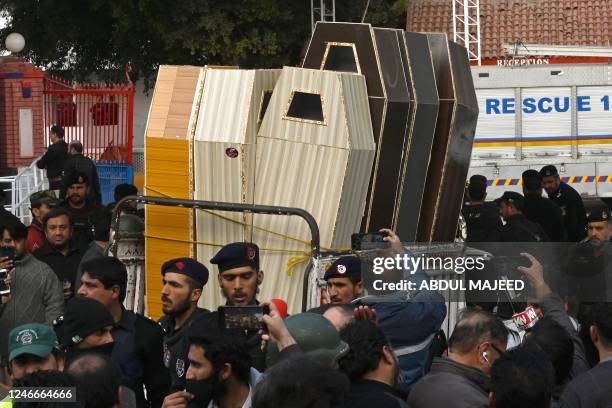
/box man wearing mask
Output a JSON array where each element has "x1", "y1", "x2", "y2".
[
  {"x1": 0, "y1": 222, "x2": 64, "y2": 362},
  {"x1": 62, "y1": 172, "x2": 108, "y2": 245},
  {"x1": 34, "y1": 207, "x2": 84, "y2": 300},
  {"x1": 26, "y1": 190, "x2": 60, "y2": 253},
  {"x1": 78, "y1": 256, "x2": 170, "y2": 407},
  {"x1": 540, "y1": 165, "x2": 587, "y2": 242},
  {"x1": 36, "y1": 125, "x2": 68, "y2": 191},
  {"x1": 162, "y1": 328, "x2": 262, "y2": 408},
  {"x1": 158, "y1": 258, "x2": 210, "y2": 392},
  {"x1": 338, "y1": 320, "x2": 406, "y2": 408},
  {"x1": 58, "y1": 296, "x2": 115, "y2": 367},
  {"x1": 408, "y1": 309, "x2": 508, "y2": 408}
]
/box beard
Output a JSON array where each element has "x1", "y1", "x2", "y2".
[
  {"x1": 186, "y1": 371, "x2": 224, "y2": 406},
  {"x1": 162, "y1": 295, "x2": 192, "y2": 316},
  {"x1": 69, "y1": 194, "x2": 84, "y2": 205}
]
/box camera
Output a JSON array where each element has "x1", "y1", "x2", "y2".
[
  {"x1": 218, "y1": 305, "x2": 269, "y2": 332},
  {"x1": 0, "y1": 246, "x2": 15, "y2": 296},
  {"x1": 351, "y1": 233, "x2": 387, "y2": 251}
]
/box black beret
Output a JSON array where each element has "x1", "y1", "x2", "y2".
[
  {"x1": 539, "y1": 165, "x2": 559, "y2": 178},
  {"x1": 587, "y1": 209, "x2": 611, "y2": 223},
  {"x1": 62, "y1": 297, "x2": 114, "y2": 346},
  {"x1": 65, "y1": 171, "x2": 89, "y2": 186},
  {"x1": 522, "y1": 170, "x2": 542, "y2": 190},
  {"x1": 162, "y1": 257, "x2": 209, "y2": 287},
  {"x1": 210, "y1": 242, "x2": 260, "y2": 273},
  {"x1": 494, "y1": 191, "x2": 524, "y2": 208},
  {"x1": 324, "y1": 256, "x2": 361, "y2": 281}
]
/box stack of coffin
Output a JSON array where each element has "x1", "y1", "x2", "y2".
[
  {"x1": 144, "y1": 65, "x2": 203, "y2": 318},
  {"x1": 303, "y1": 22, "x2": 478, "y2": 243},
  {"x1": 252, "y1": 67, "x2": 375, "y2": 311},
  {"x1": 192, "y1": 68, "x2": 281, "y2": 311}
]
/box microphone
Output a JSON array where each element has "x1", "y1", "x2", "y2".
[{"x1": 271, "y1": 298, "x2": 288, "y2": 319}]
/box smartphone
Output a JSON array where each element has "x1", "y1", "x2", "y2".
[
  {"x1": 0, "y1": 246, "x2": 15, "y2": 261},
  {"x1": 351, "y1": 233, "x2": 387, "y2": 250},
  {"x1": 493, "y1": 255, "x2": 530, "y2": 275},
  {"x1": 0, "y1": 269, "x2": 10, "y2": 295},
  {"x1": 218, "y1": 305, "x2": 269, "y2": 332}
]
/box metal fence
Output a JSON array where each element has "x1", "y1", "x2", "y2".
[
  {"x1": 43, "y1": 76, "x2": 134, "y2": 164},
  {"x1": 0, "y1": 157, "x2": 48, "y2": 224}
]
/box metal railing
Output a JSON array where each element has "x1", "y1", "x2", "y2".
[{"x1": 0, "y1": 157, "x2": 48, "y2": 225}]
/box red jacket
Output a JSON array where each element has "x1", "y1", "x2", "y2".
[{"x1": 27, "y1": 220, "x2": 46, "y2": 254}]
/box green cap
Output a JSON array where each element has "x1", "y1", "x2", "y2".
[
  {"x1": 29, "y1": 190, "x2": 60, "y2": 208},
  {"x1": 9, "y1": 323, "x2": 58, "y2": 361}
]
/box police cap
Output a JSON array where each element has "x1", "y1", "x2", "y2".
[
  {"x1": 587, "y1": 208, "x2": 611, "y2": 224},
  {"x1": 162, "y1": 258, "x2": 209, "y2": 287},
  {"x1": 494, "y1": 191, "x2": 525, "y2": 209},
  {"x1": 522, "y1": 170, "x2": 542, "y2": 191},
  {"x1": 324, "y1": 256, "x2": 361, "y2": 281},
  {"x1": 210, "y1": 242, "x2": 260, "y2": 274},
  {"x1": 539, "y1": 165, "x2": 559, "y2": 178}
]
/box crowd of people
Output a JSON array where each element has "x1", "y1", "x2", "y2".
[{"x1": 0, "y1": 127, "x2": 610, "y2": 407}]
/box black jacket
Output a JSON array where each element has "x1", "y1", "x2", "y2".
[
  {"x1": 408, "y1": 357, "x2": 489, "y2": 408},
  {"x1": 63, "y1": 201, "x2": 109, "y2": 245},
  {"x1": 37, "y1": 140, "x2": 68, "y2": 179},
  {"x1": 33, "y1": 241, "x2": 84, "y2": 297},
  {"x1": 559, "y1": 360, "x2": 612, "y2": 408},
  {"x1": 344, "y1": 379, "x2": 408, "y2": 408},
  {"x1": 488, "y1": 214, "x2": 550, "y2": 242},
  {"x1": 61, "y1": 154, "x2": 101, "y2": 202},
  {"x1": 547, "y1": 182, "x2": 587, "y2": 242},
  {"x1": 462, "y1": 202, "x2": 502, "y2": 242},
  {"x1": 524, "y1": 193, "x2": 567, "y2": 242},
  {"x1": 113, "y1": 309, "x2": 170, "y2": 408},
  {"x1": 159, "y1": 308, "x2": 209, "y2": 391}
]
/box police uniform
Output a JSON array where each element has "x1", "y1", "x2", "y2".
[
  {"x1": 190, "y1": 242, "x2": 267, "y2": 372},
  {"x1": 540, "y1": 165, "x2": 587, "y2": 242},
  {"x1": 522, "y1": 170, "x2": 567, "y2": 242},
  {"x1": 489, "y1": 192, "x2": 550, "y2": 242},
  {"x1": 158, "y1": 258, "x2": 210, "y2": 392},
  {"x1": 462, "y1": 175, "x2": 502, "y2": 242},
  {"x1": 112, "y1": 308, "x2": 170, "y2": 408},
  {"x1": 307, "y1": 256, "x2": 362, "y2": 314}
]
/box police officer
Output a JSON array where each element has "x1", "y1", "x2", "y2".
[
  {"x1": 522, "y1": 169, "x2": 566, "y2": 242},
  {"x1": 490, "y1": 191, "x2": 549, "y2": 242},
  {"x1": 540, "y1": 165, "x2": 587, "y2": 242},
  {"x1": 77, "y1": 256, "x2": 170, "y2": 407},
  {"x1": 462, "y1": 175, "x2": 502, "y2": 242},
  {"x1": 323, "y1": 256, "x2": 363, "y2": 305},
  {"x1": 158, "y1": 258, "x2": 210, "y2": 392},
  {"x1": 191, "y1": 242, "x2": 267, "y2": 372}
]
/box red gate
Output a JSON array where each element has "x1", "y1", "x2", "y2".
[{"x1": 43, "y1": 76, "x2": 134, "y2": 164}]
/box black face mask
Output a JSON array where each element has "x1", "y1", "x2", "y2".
[
  {"x1": 66, "y1": 342, "x2": 115, "y2": 366},
  {"x1": 186, "y1": 371, "x2": 222, "y2": 406}
]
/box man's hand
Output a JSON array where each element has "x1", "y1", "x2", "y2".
[
  {"x1": 2, "y1": 272, "x2": 12, "y2": 287},
  {"x1": 260, "y1": 301, "x2": 296, "y2": 351},
  {"x1": 0, "y1": 256, "x2": 14, "y2": 272},
  {"x1": 161, "y1": 391, "x2": 193, "y2": 408},
  {"x1": 380, "y1": 229, "x2": 404, "y2": 254},
  {"x1": 354, "y1": 305, "x2": 377, "y2": 322},
  {"x1": 518, "y1": 253, "x2": 551, "y2": 299}
]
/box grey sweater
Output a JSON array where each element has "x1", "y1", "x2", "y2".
[{"x1": 0, "y1": 254, "x2": 64, "y2": 358}]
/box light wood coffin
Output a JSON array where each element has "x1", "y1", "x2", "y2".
[
  {"x1": 192, "y1": 69, "x2": 280, "y2": 311},
  {"x1": 145, "y1": 65, "x2": 204, "y2": 319},
  {"x1": 418, "y1": 35, "x2": 479, "y2": 242},
  {"x1": 302, "y1": 22, "x2": 410, "y2": 233},
  {"x1": 253, "y1": 67, "x2": 375, "y2": 312}
]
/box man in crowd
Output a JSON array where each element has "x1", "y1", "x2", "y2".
[
  {"x1": 34, "y1": 207, "x2": 84, "y2": 300},
  {"x1": 489, "y1": 345, "x2": 555, "y2": 408},
  {"x1": 26, "y1": 190, "x2": 60, "y2": 253},
  {"x1": 490, "y1": 191, "x2": 549, "y2": 242},
  {"x1": 522, "y1": 169, "x2": 566, "y2": 242},
  {"x1": 62, "y1": 172, "x2": 108, "y2": 244},
  {"x1": 560, "y1": 303, "x2": 612, "y2": 407},
  {"x1": 36, "y1": 125, "x2": 68, "y2": 191},
  {"x1": 0, "y1": 222, "x2": 64, "y2": 361},
  {"x1": 462, "y1": 175, "x2": 502, "y2": 242},
  {"x1": 6, "y1": 323, "x2": 65, "y2": 382},
  {"x1": 77, "y1": 256, "x2": 170, "y2": 407},
  {"x1": 61, "y1": 140, "x2": 101, "y2": 203},
  {"x1": 540, "y1": 165, "x2": 587, "y2": 242},
  {"x1": 158, "y1": 258, "x2": 210, "y2": 391},
  {"x1": 162, "y1": 328, "x2": 262, "y2": 408},
  {"x1": 320, "y1": 255, "x2": 364, "y2": 306},
  {"x1": 338, "y1": 320, "x2": 407, "y2": 408},
  {"x1": 59, "y1": 296, "x2": 115, "y2": 366},
  {"x1": 107, "y1": 183, "x2": 143, "y2": 218},
  {"x1": 408, "y1": 309, "x2": 508, "y2": 408}
]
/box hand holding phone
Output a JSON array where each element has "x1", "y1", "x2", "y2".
[{"x1": 218, "y1": 305, "x2": 270, "y2": 332}]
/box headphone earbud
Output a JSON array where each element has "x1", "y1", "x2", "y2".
[{"x1": 482, "y1": 351, "x2": 489, "y2": 363}]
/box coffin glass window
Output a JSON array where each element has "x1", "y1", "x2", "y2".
[
  {"x1": 321, "y1": 43, "x2": 360, "y2": 73},
  {"x1": 284, "y1": 91, "x2": 325, "y2": 124},
  {"x1": 258, "y1": 91, "x2": 273, "y2": 123}
]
